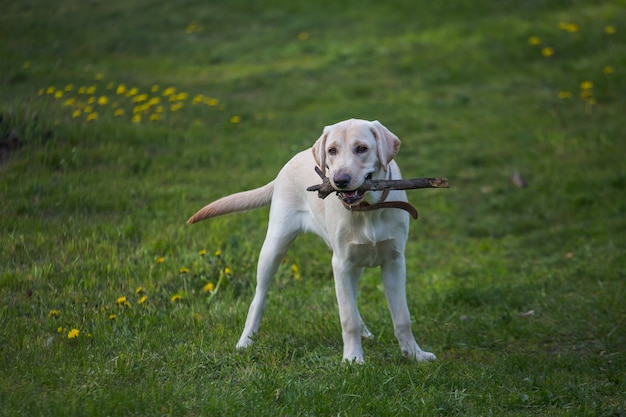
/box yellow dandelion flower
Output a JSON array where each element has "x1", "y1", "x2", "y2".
[
  {"x1": 86, "y1": 85, "x2": 97, "y2": 95},
  {"x1": 97, "y1": 96, "x2": 109, "y2": 105},
  {"x1": 130, "y1": 113, "x2": 140, "y2": 122},
  {"x1": 171, "y1": 294, "x2": 182, "y2": 303},
  {"x1": 170, "y1": 102, "x2": 184, "y2": 112},
  {"x1": 291, "y1": 264, "x2": 302, "y2": 280},
  {"x1": 54, "y1": 91, "x2": 63, "y2": 99},
  {"x1": 72, "y1": 109, "x2": 82, "y2": 118},
  {"x1": 114, "y1": 108, "x2": 125, "y2": 117},
  {"x1": 84, "y1": 105, "x2": 93, "y2": 113},
  {"x1": 163, "y1": 87, "x2": 176, "y2": 97},
  {"x1": 579, "y1": 81, "x2": 593, "y2": 90},
  {"x1": 109, "y1": 314, "x2": 116, "y2": 320},
  {"x1": 298, "y1": 32, "x2": 309, "y2": 41},
  {"x1": 224, "y1": 267, "x2": 232, "y2": 275},
  {"x1": 175, "y1": 92, "x2": 188, "y2": 101},
  {"x1": 230, "y1": 115, "x2": 242, "y2": 124},
  {"x1": 198, "y1": 249, "x2": 207, "y2": 256},
  {"x1": 558, "y1": 91, "x2": 571, "y2": 99},
  {"x1": 156, "y1": 256, "x2": 165, "y2": 263},
  {"x1": 87, "y1": 97, "x2": 96, "y2": 104},
  {"x1": 179, "y1": 267, "x2": 189, "y2": 274},
  {"x1": 605, "y1": 25, "x2": 616, "y2": 35},
  {"x1": 134, "y1": 93, "x2": 149, "y2": 103},
  {"x1": 138, "y1": 296, "x2": 147, "y2": 304},
  {"x1": 46, "y1": 86, "x2": 56, "y2": 94},
  {"x1": 136, "y1": 287, "x2": 145, "y2": 294},
  {"x1": 603, "y1": 66, "x2": 614, "y2": 75},
  {"x1": 205, "y1": 98, "x2": 219, "y2": 106},
  {"x1": 86, "y1": 112, "x2": 98, "y2": 122},
  {"x1": 150, "y1": 113, "x2": 161, "y2": 121},
  {"x1": 193, "y1": 94, "x2": 204, "y2": 104},
  {"x1": 48, "y1": 309, "x2": 60, "y2": 318},
  {"x1": 78, "y1": 86, "x2": 87, "y2": 94},
  {"x1": 116, "y1": 296, "x2": 127, "y2": 305},
  {"x1": 64, "y1": 84, "x2": 74, "y2": 92},
  {"x1": 580, "y1": 89, "x2": 593, "y2": 99},
  {"x1": 151, "y1": 84, "x2": 160, "y2": 93},
  {"x1": 147, "y1": 97, "x2": 160, "y2": 106},
  {"x1": 95, "y1": 73, "x2": 104, "y2": 80},
  {"x1": 64, "y1": 98, "x2": 75, "y2": 107},
  {"x1": 57, "y1": 326, "x2": 65, "y2": 334},
  {"x1": 67, "y1": 328, "x2": 80, "y2": 339},
  {"x1": 126, "y1": 87, "x2": 139, "y2": 97},
  {"x1": 116, "y1": 84, "x2": 127, "y2": 95},
  {"x1": 558, "y1": 22, "x2": 579, "y2": 32},
  {"x1": 203, "y1": 282, "x2": 215, "y2": 293},
  {"x1": 186, "y1": 21, "x2": 201, "y2": 33},
  {"x1": 155, "y1": 105, "x2": 164, "y2": 113},
  {"x1": 38, "y1": 89, "x2": 44, "y2": 96},
  {"x1": 528, "y1": 36, "x2": 541, "y2": 45},
  {"x1": 541, "y1": 47, "x2": 554, "y2": 57}
]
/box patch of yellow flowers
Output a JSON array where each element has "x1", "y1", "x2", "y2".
[
  {"x1": 528, "y1": 22, "x2": 618, "y2": 105},
  {"x1": 38, "y1": 74, "x2": 230, "y2": 124}
]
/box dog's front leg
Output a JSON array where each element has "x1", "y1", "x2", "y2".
[
  {"x1": 381, "y1": 257, "x2": 436, "y2": 362},
  {"x1": 332, "y1": 256, "x2": 365, "y2": 363}
]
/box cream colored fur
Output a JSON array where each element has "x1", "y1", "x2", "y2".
[{"x1": 187, "y1": 119, "x2": 436, "y2": 363}]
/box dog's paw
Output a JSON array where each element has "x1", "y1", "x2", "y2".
[
  {"x1": 236, "y1": 336, "x2": 254, "y2": 349},
  {"x1": 413, "y1": 350, "x2": 437, "y2": 362},
  {"x1": 360, "y1": 324, "x2": 374, "y2": 339},
  {"x1": 342, "y1": 355, "x2": 366, "y2": 365},
  {"x1": 401, "y1": 342, "x2": 437, "y2": 362}
]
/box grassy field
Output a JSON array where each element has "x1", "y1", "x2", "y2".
[{"x1": 1, "y1": 0, "x2": 625, "y2": 415}]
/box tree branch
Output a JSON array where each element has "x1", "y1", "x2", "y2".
[{"x1": 307, "y1": 166, "x2": 449, "y2": 199}]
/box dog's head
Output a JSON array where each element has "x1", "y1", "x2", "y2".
[{"x1": 312, "y1": 119, "x2": 400, "y2": 206}]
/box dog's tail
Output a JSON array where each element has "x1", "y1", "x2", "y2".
[{"x1": 186, "y1": 181, "x2": 274, "y2": 224}]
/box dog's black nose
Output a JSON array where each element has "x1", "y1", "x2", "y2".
[{"x1": 333, "y1": 173, "x2": 351, "y2": 189}]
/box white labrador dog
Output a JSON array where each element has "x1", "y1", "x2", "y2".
[{"x1": 187, "y1": 119, "x2": 436, "y2": 363}]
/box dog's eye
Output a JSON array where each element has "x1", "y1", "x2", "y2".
[
  {"x1": 355, "y1": 146, "x2": 368, "y2": 154},
  {"x1": 328, "y1": 147, "x2": 337, "y2": 156}
]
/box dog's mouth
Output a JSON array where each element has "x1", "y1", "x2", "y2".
[
  {"x1": 339, "y1": 190, "x2": 365, "y2": 206},
  {"x1": 337, "y1": 173, "x2": 373, "y2": 206}
]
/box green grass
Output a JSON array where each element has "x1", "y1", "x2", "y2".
[{"x1": 1, "y1": 0, "x2": 625, "y2": 415}]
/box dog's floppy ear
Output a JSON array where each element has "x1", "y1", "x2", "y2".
[
  {"x1": 371, "y1": 120, "x2": 400, "y2": 171},
  {"x1": 312, "y1": 125, "x2": 331, "y2": 176}
]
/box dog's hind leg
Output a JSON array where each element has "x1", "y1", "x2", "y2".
[
  {"x1": 236, "y1": 218, "x2": 298, "y2": 349},
  {"x1": 381, "y1": 256, "x2": 436, "y2": 362}
]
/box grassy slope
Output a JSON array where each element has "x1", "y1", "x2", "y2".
[{"x1": 1, "y1": 0, "x2": 625, "y2": 416}]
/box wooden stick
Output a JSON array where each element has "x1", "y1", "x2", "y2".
[{"x1": 307, "y1": 166, "x2": 449, "y2": 199}]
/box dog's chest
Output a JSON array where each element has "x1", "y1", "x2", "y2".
[
  {"x1": 337, "y1": 215, "x2": 405, "y2": 267},
  {"x1": 345, "y1": 239, "x2": 398, "y2": 268},
  {"x1": 346, "y1": 211, "x2": 403, "y2": 244}
]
